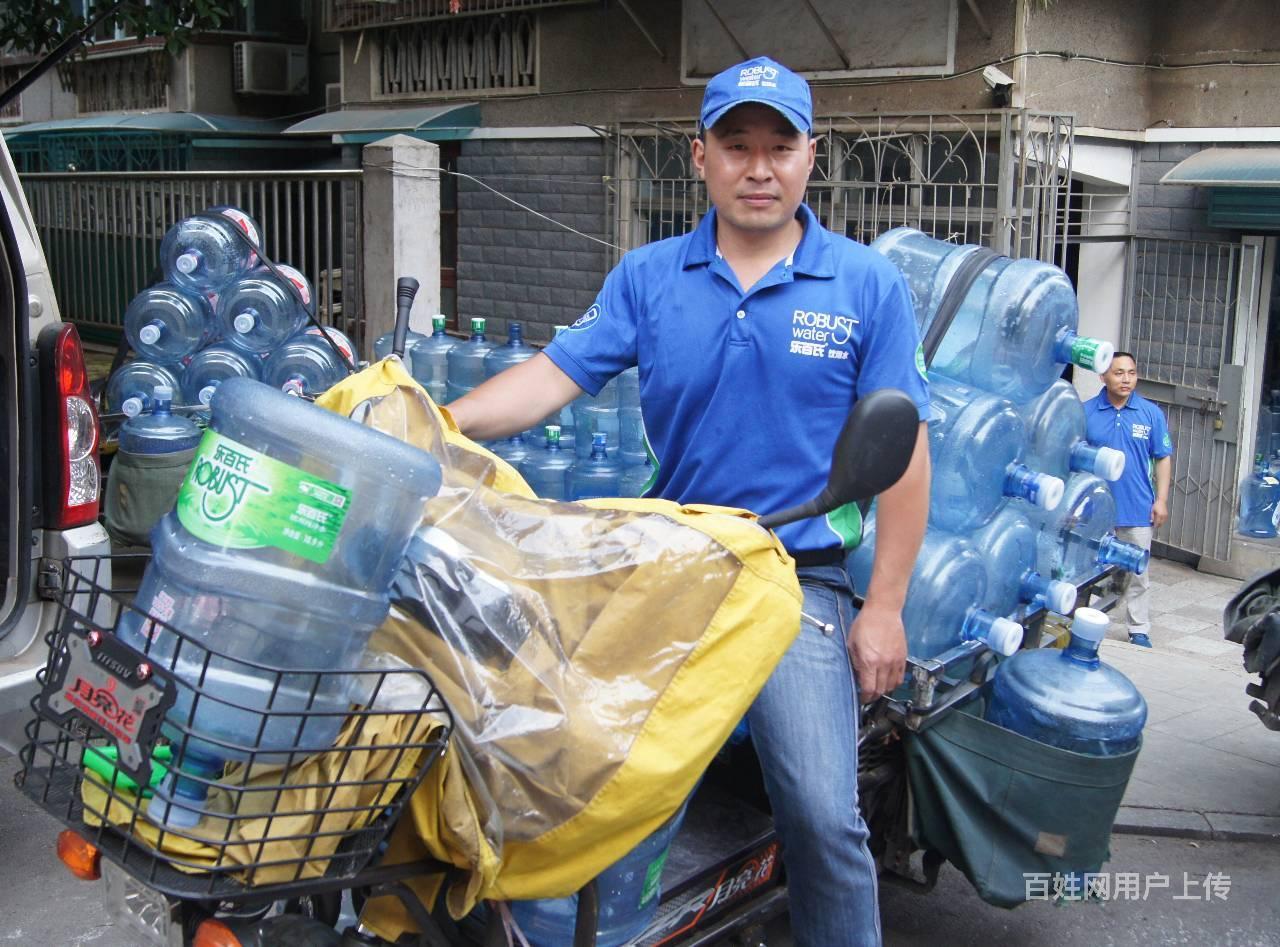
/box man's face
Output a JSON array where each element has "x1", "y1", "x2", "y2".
[
  {"x1": 1103, "y1": 355, "x2": 1138, "y2": 400},
  {"x1": 691, "y1": 103, "x2": 816, "y2": 237}
]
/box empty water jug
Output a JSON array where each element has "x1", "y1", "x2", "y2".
[
  {"x1": 218, "y1": 268, "x2": 308, "y2": 355},
  {"x1": 374, "y1": 326, "x2": 429, "y2": 362},
  {"x1": 847, "y1": 520, "x2": 1023, "y2": 660},
  {"x1": 872, "y1": 228, "x2": 1114, "y2": 402},
  {"x1": 508, "y1": 800, "x2": 690, "y2": 947},
  {"x1": 263, "y1": 327, "x2": 352, "y2": 397},
  {"x1": 492, "y1": 434, "x2": 532, "y2": 469},
  {"x1": 124, "y1": 282, "x2": 214, "y2": 365},
  {"x1": 1237, "y1": 458, "x2": 1280, "y2": 538},
  {"x1": 160, "y1": 207, "x2": 260, "y2": 293},
  {"x1": 1033, "y1": 474, "x2": 1149, "y2": 582},
  {"x1": 573, "y1": 376, "x2": 621, "y2": 460},
  {"x1": 928, "y1": 375, "x2": 1065, "y2": 532},
  {"x1": 987, "y1": 607, "x2": 1147, "y2": 756},
  {"x1": 520, "y1": 425, "x2": 575, "y2": 501},
  {"x1": 973, "y1": 503, "x2": 1077, "y2": 618},
  {"x1": 115, "y1": 377, "x2": 442, "y2": 828},
  {"x1": 182, "y1": 344, "x2": 263, "y2": 407},
  {"x1": 104, "y1": 386, "x2": 203, "y2": 547},
  {"x1": 570, "y1": 432, "x2": 622, "y2": 500},
  {"x1": 1020, "y1": 380, "x2": 1126, "y2": 483},
  {"x1": 446, "y1": 318, "x2": 495, "y2": 402},
  {"x1": 620, "y1": 458, "x2": 654, "y2": 498},
  {"x1": 107, "y1": 361, "x2": 185, "y2": 418},
  {"x1": 409, "y1": 316, "x2": 456, "y2": 404}
]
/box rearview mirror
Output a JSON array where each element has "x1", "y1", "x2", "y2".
[{"x1": 757, "y1": 388, "x2": 920, "y2": 532}]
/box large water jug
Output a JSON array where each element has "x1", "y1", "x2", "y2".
[
  {"x1": 973, "y1": 503, "x2": 1077, "y2": 618},
  {"x1": 124, "y1": 282, "x2": 214, "y2": 365},
  {"x1": 492, "y1": 434, "x2": 532, "y2": 470},
  {"x1": 871, "y1": 228, "x2": 1114, "y2": 402},
  {"x1": 617, "y1": 367, "x2": 649, "y2": 467},
  {"x1": 1020, "y1": 380, "x2": 1125, "y2": 483},
  {"x1": 410, "y1": 316, "x2": 456, "y2": 404},
  {"x1": 115, "y1": 386, "x2": 202, "y2": 455},
  {"x1": 847, "y1": 520, "x2": 1023, "y2": 660},
  {"x1": 106, "y1": 360, "x2": 185, "y2": 418},
  {"x1": 182, "y1": 344, "x2": 263, "y2": 407},
  {"x1": 115, "y1": 377, "x2": 442, "y2": 828},
  {"x1": 573, "y1": 376, "x2": 620, "y2": 460},
  {"x1": 1033, "y1": 474, "x2": 1149, "y2": 582},
  {"x1": 507, "y1": 801, "x2": 691, "y2": 947},
  {"x1": 520, "y1": 425, "x2": 575, "y2": 501},
  {"x1": 619, "y1": 458, "x2": 654, "y2": 498},
  {"x1": 534, "y1": 325, "x2": 577, "y2": 452},
  {"x1": 1237, "y1": 457, "x2": 1280, "y2": 538},
  {"x1": 569, "y1": 432, "x2": 622, "y2": 500},
  {"x1": 217, "y1": 268, "x2": 309, "y2": 355},
  {"x1": 374, "y1": 327, "x2": 429, "y2": 362},
  {"x1": 446, "y1": 318, "x2": 495, "y2": 402},
  {"x1": 159, "y1": 207, "x2": 260, "y2": 293},
  {"x1": 263, "y1": 327, "x2": 352, "y2": 397},
  {"x1": 485, "y1": 322, "x2": 541, "y2": 439},
  {"x1": 928, "y1": 375, "x2": 1065, "y2": 532},
  {"x1": 986, "y1": 608, "x2": 1147, "y2": 756}
]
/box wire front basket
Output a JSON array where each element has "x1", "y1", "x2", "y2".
[{"x1": 18, "y1": 554, "x2": 452, "y2": 903}]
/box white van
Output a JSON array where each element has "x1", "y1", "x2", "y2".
[{"x1": 0, "y1": 129, "x2": 111, "y2": 754}]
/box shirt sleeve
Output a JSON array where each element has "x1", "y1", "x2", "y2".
[
  {"x1": 543, "y1": 254, "x2": 639, "y2": 397},
  {"x1": 856, "y1": 270, "x2": 931, "y2": 421},
  {"x1": 1152, "y1": 405, "x2": 1174, "y2": 458}
]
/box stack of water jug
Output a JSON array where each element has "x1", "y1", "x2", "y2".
[
  {"x1": 384, "y1": 317, "x2": 653, "y2": 499},
  {"x1": 105, "y1": 205, "x2": 356, "y2": 421},
  {"x1": 848, "y1": 228, "x2": 1151, "y2": 663}
]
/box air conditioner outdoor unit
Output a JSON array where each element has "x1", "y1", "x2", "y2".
[{"x1": 233, "y1": 42, "x2": 309, "y2": 96}]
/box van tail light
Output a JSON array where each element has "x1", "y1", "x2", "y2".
[
  {"x1": 56, "y1": 830, "x2": 102, "y2": 881},
  {"x1": 39, "y1": 323, "x2": 101, "y2": 529}
]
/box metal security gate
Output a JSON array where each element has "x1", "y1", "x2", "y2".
[{"x1": 1126, "y1": 237, "x2": 1263, "y2": 562}]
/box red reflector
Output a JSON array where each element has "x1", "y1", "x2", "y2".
[{"x1": 56, "y1": 830, "x2": 101, "y2": 881}]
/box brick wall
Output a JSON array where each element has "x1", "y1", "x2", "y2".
[
  {"x1": 456, "y1": 138, "x2": 610, "y2": 345},
  {"x1": 1133, "y1": 142, "x2": 1243, "y2": 242}
]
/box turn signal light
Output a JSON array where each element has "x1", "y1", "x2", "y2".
[
  {"x1": 56, "y1": 830, "x2": 101, "y2": 881},
  {"x1": 193, "y1": 918, "x2": 243, "y2": 947}
]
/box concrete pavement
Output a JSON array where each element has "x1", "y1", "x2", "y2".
[{"x1": 1097, "y1": 557, "x2": 1280, "y2": 843}]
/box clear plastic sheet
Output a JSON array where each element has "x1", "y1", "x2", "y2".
[{"x1": 353, "y1": 382, "x2": 747, "y2": 855}]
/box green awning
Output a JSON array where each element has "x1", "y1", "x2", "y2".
[
  {"x1": 282, "y1": 104, "x2": 480, "y2": 144},
  {"x1": 2, "y1": 112, "x2": 289, "y2": 138},
  {"x1": 1160, "y1": 147, "x2": 1280, "y2": 187}
]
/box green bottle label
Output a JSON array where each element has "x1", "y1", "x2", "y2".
[
  {"x1": 639, "y1": 848, "x2": 669, "y2": 907},
  {"x1": 1070, "y1": 336, "x2": 1106, "y2": 370},
  {"x1": 176, "y1": 431, "x2": 352, "y2": 564}
]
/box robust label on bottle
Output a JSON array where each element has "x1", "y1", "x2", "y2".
[
  {"x1": 176, "y1": 430, "x2": 351, "y2": 564},
  {"x1": 274, "y1": 263, "x2": 313, "y2": 307},
  {"x1": 639, "y1": 848, "x2": 669, "y2": 907},
  {"x1": 1070, "y1": 336, "x2": 1106, "y2": 370},
  {"x1": 215, "y1": 207, "x2": 261, "y2": 251}
]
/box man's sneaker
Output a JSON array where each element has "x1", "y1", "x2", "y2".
[{"x1": 1128, "y1": 632, "x2": 1153, "y2": 648}]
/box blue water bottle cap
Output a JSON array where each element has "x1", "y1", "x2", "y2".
[{"x1": 1070, "y1": 606, "x2": 1109, "y2": 644}]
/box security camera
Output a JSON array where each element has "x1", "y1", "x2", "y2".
[{"x1": 982, "y1": 65, "x2": 1015, "y2": 90}]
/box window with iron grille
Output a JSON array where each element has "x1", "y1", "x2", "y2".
[
  {"x1": 375, "y1": 13, "x2": 536, "y2": 98},
  {"x1": 326, "y1": 0, "x2": 596, "y2": 32},
  {"x1": 60, "y1": 47, "x2": 170, "y2": 114},
  {"x1": 0, "y1": 64, "x2": 22, "y2": 120}
]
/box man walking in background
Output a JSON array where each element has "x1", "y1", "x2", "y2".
[{"x1": 1085, "y1": 351, "x2": 1173, "y2": 647}]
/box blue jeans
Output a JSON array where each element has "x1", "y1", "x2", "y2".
[{"x1": 745, "y1": 564, "x2": 880, "y2": 947}]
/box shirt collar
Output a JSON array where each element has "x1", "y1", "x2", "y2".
[
  {"x1": 683, "y1": 203, "x2": 835, "y2": 277},
  {"x1": 1092, "y1": 390, "x2": 1137, "y2": 412}
]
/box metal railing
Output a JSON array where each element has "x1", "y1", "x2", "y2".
[
  {"x1": 20, "y1": 170, "x2": 365, "y2": 351},
  {"x1": 605, "y1": 110, "x2": 1075, "y2": 268},
  {"x1": 324, "y1": 0, "x2": 596, "y2": 31},
  {"x1": 377, "y1": 14, "x2": 537, "y2": 98}
]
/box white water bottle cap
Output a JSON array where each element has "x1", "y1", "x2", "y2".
[
  {"x1": 199, "y1": 384, "x2": 217, "y2": 405},
  {"x1": 1094, "y1": 446, "x2": 1126, "y2": 482},
  {"x1": 1088, "y1": 340, "x2": 1116, "y2": 373},
  {"x1": 138, "y1": 322, "x2": 162, "y2": 345},
  {"x1": 121, "y1": 396, "x2": 144, "y2": 417},
  {"x1": 986, "y1": 617, "x2": 1024, "y2": 656},
  {"x1": 1071, "y1": 606, "x2": 1109, "y2": 643},
  {"x1": 1035, "y1": 474, "x2": 1065, "y2": 511},
  {"x1": 1045, "y1": 580, "x2": 1077, "y2": 616},
  {"x1": 175, "y1": 251, "x2": 199, "y2": 275},
  {"x1": 233, "y1": 311, "x2": 256, "y2": 334},
  {"x1": 153, "y1": 385, "x2": 173, "y2": 402}
]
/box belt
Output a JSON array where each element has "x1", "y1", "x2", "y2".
[{"x1": 789, "y1": 547, "x2": 846, "y2": 567}]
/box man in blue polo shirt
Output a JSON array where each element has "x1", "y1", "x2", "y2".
[
  {"x1": 1085, "y1": 351, "x2": 1173, "y2": 647},
  {"x1": 449, "y1": 56, "x2": 930, "y2": 947}
]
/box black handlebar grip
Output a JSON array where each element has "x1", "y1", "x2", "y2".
[{"x1": 392, "y1": 277, "x2": 421, "y2": 358}]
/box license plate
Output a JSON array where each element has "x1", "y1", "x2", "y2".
[{"x1": 100, "y1": 860, "x2": 181, "y2": 947}]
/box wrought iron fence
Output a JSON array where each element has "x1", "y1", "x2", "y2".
[
  {"x1": 605, "y1": 110, "x2": 1074, "y2": 267},
  {"x1": 324, "y1": 0, "x2": 597, "y2": 31},
  {"x1": 19, "y1": 170, "x2": 365, "y2": 351}
]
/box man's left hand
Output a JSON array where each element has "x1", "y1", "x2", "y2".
[
  {"x1": 847, "y1": 603, "x2": 908, "y2": 703},
  {"x1": 1152, "y1": 497, "x2": 1169, "y2": 529}
]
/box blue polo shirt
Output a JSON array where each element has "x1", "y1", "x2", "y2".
[
  {"x1": 1084, "y1": 390, "x2": 1173, "y2": 527},
  {"x1": 544, "y1": 204, "x2": 930, "y2": 557}
]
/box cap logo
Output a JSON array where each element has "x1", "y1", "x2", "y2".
[{"x1": 738, "y1": 64, "x2": 779, "y2": 88}]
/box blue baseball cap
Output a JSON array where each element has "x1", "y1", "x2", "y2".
[{"x1": 700, "y1": 56, "x2": 813, "y2": 134}]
